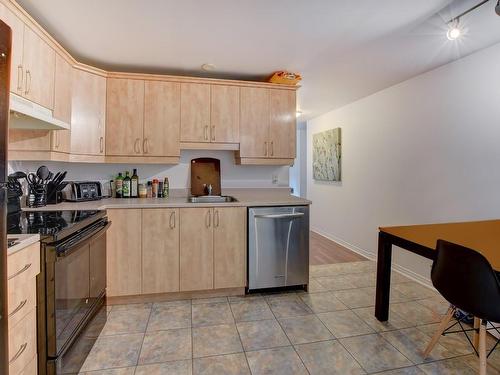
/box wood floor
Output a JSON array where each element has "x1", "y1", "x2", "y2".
[{"x1": 310, "y1": 231, "x2": 367, "y2": 265}]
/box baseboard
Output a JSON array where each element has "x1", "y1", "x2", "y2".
[{"x1": 311, "y1": 228, "x2": 434, "y2": 289}]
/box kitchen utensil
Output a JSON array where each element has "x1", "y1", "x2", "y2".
[{"x1": 37, "y1": 165, "x2": 50, "y2": 181}]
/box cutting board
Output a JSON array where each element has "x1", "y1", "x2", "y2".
[{"x1": 190, "y1": 158, "x2": 221, "y2": 196}]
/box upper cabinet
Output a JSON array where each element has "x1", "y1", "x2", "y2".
[
  {"x1": 71, "y1": 69, "x2": 106, "y2": 156},
  {"x1": 51, "y1": 53, "x2": 73, "y2": 154},
  {"x1": 211, "y1": 85, "x2": 239, "y2": 144},
  {"x1": 180, "y1": 83, "x2": 210, "y2": 143},
  {"x1": 144, "y1": 80, "x2": 180, "y2": 157},
  {"x1": 106, "y1": 78, "x2": 144, "y2": 156},
  {"x1": 238, "y1": 87, "x2": 296, "y2": 165},
  {"x1": 180, "y1": 83, "x2": 240, "y2": 147},
  {"x1": 0, "y1": 2, "x2": 24, "y2": 94},
  {"x1": 22, "y1": 26, "x2": 55, "y2": 109}
]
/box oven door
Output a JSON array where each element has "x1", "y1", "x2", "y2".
[{"x1": 46, "y1": 220, "x2": 110, "y2": 358}]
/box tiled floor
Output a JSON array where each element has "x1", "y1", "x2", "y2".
[{"x1": 78, "y1": 260, "x2": 500, "y2": 374}]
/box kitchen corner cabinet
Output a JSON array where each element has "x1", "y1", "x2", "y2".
[
  {"x1": 238, "y1": 87, "x2": 296, "y2": 165},
  {"x1": 106, "y1": 209, "x2": 142, "y2": 297},
  {"x1": 142, "y1": 209, "x2": 180, "y2": 294},
  {"x1": 71, "y1": 69, "x2": 106, "y2": 156},
  {"x1": 51, "y1": 53, "x2": 73, "y2": 154}
]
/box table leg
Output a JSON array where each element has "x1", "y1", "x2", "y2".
[{"x1": 375, "y1": 232, "x2": 392, "y2": 321}]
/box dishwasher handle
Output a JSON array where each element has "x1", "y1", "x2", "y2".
[{"x1": 254, "y1": 213, "x2": 304, "y2": 219}]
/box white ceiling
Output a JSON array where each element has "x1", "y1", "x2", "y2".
[{"x1": 17, "y1": 0, "x2": 500, "y2": 120}]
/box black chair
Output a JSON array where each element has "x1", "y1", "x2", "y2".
[{"x1": 423, "y1": 240, "x2": 500, "y2": 375}]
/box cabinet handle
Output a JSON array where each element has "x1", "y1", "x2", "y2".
[
  {"x1": 9, "y1": 343, "x2": 27, "y2": 364},
  {"x1": 211, "y1": 126, "x2": 215, "y2": 141},
  {"x1": 143, "y1": 138, "x2": 149, "y2": 154},
  {"x1": 55, "y1": 132, "x2": 60, "y2": 148},
  {"x1": 169, "y1": 211, "x2": 176, "y2": 229},
  {"x1": 17, "y1": 65, "x2": 23, "y2": 92},
  {"x1": 99, "y1": 137, "x2": 104, "y2": 153},
  {"x1": 206, "y1": 210, "x2": 211, "y2": 228},
  {"x1": 204, "y1": 125, "x2": 209, "y2": 141},
  {"x1": 134, "y1": 138, "x2": 140, "y2": 154},
  {"x1": 8, "y1": 263, "x2": 31, "y2": 280},
  {"x1": 264, "y1": 141, "x2": 268, "y2": 157},
  {"x1": 9, "y1": 299, "x2": 27, "y2": 318},
  {"x1": 270, "y1": 141, "x2": 274, "y2": 156},
  {"x1": 214, "y1": 210, "x2": 219, "y2": 228},
  {"x1": 25, "y1": 69, "x2": 31, "y2": 95}
]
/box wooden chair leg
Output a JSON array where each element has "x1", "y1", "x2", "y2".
[
  {"x1": 474, "y1": 317, "x2": 480, "y2": 350},
  {"x1": 479, "y1": 320, "x2": 487, "y2": 375},
  {"x1": 423, "y1": 306, "x2": 455, "y2": 358}
]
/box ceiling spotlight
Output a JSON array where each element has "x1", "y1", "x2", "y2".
[
  {"x1": 447, "y1": 22, "x2": 462, "y2": 40},
  {"x1": 201, "y1": 63, "x2": 216, "y2": 71}
]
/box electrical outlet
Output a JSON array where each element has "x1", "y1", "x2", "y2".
[{"x1": 272, "y1": 175, "x2": 278, "y2": 184}]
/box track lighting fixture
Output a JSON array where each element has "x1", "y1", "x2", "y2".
[{"x1": 445, "y1": 0, "x2": 497, "y2": 40}]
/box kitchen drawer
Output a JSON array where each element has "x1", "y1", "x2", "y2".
[
  {"x1": 8, "y1": 242, "x2": 40, "y2": 283},
  {"x1": 9, "y1": 309, "x2": 37, "y2": 375},
  {"x1": 19, "y1": 354, "x2": 37, "y2": 375},
  {"x1": 8, "y1": 276, "x2": 37, "y2": 327}
]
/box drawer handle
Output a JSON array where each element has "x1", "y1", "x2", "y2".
[
  {"x1": 8, "y1": 263, "x2": 32, "y2": 280},
  {"x1": 9, "y1": 343, "x2": 27, "y2": 364},
  {"x1": 8, "y1": 299, "x2": 27, "y2": 318}
]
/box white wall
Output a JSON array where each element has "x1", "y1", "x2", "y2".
[
  {"x1": 289, "y1": 121, "x2": 307, "y2": 197},
  {"x1": 8, "y1": 150, "x2": 290, "y2": 191},
  {"x1": 307, "y1": 42, "x2": 500, "y2": 284}
]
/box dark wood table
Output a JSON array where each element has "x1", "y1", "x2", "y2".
[{"x1": 375, "y1": 220, "x2": 500, "y2": 321}]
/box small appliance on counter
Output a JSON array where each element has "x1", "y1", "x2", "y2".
[{"x1": 63, "y1": 181, "x2": 103, "y2": 202}]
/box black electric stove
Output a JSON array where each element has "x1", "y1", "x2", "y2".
[{"x1": 7, "y1": 210, "x2": 104, "y2": 243}]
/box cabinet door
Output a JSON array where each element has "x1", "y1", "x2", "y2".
[
  {"x1": 269, "y1": 89, "x2": 296, "y2": 159},
  {"x1": 180, "y1": 208, "x2": 213, "y2": 291},
  {"x1": 71, "y1": 69, "x2": 106, "y2": 155},
  {"x1": 240, "y1": 87, "x2": 269, "y2": 157},
  {"x1": 22, "y1": 25, "x2": 55, "y2": 109},
  {"x1": 142, "y1": 209, "x2": 180, "y2": 294},
  {"x1": 0, "y1": 3, "x2": 24, "y2": 94},
  {"x1": 53, "y1": 53, "x2": 72, "y2": 123},
  {"x1": 180, "y1": 83, "x2": 210, "y2": 143},
  {"x1": 210, "y1": 85, "x2": 239, "y2": 143},
  {"x1": 106, "y1": 78, "x2": 144, "y2": 156},
  {"x1": 106, "y1": 209, "x2": 142, "y2": 297},
  {"x1": 214, "y1": 207, "x2": 246, "y2": 289},
  {"x1": 144, "y1": 81, "x2": 180, "y2": 156}
]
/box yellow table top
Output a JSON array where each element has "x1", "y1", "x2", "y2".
[{"x1": 380, "y1": 220, "x2": 500, "y2": 271}]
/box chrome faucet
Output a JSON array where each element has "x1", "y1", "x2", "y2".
[{"x1": 203, "y1": 183, "x2": 213, "y2": 196}]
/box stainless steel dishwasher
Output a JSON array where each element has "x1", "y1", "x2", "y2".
[{"x1": 248, "y1": 206, "x2": 309, "y2": 291}]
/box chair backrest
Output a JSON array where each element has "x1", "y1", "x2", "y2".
[{"x1": 432, "y1": 240, "x2": 500, "y2": 323}]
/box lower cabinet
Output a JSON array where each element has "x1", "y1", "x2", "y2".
[
  {"x1": 142, "y1": 208, "x2": 180, "y2": 294},
  {"x1": 106, "y1": 207, "x2": 246, "y2": 297}
]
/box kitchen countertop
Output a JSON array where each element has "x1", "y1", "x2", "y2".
[
  {"x1": 7, "y1": 234, "x2": 40, "y2": 256},
  {"x1": 24, "y1": 188, "x2": 311, "y2": 211}
]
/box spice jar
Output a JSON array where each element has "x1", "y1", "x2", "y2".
[{"x1": 138, "y1": 183, "x2": 147, "y2": 198}]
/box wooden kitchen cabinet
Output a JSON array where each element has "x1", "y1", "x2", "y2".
[
  {"x1": 238, "y1": 87, "x2": 296, "y2": 164},
  {"x1": 22, "y1": 25, "x2": 55, "y2": 109},
  {"x1": 71, "y1": 68, "x2": 106, "y2": 156},
  {"x1": 144, "y1": 81, "x2": 180, "y2": 157},
  {"x1": 180, "y1": 207, "x2": 214, "y2": 291},
  {"x1": 51, "y1": 53, "x2": 72, "y2": 154},
  {"x1": 214, "y1": 207, "x2": 246, "y2": 289},
  {"x1": 269, "y1": 89, "x2": 296, "y2": 159},
  {"x1": 180, "y1": 83, "x2": 210, "y2": 143},
  {"x1": 210, "y1": 85, "x2": 239, "y2": 143},
  {"x1": 106, "y1": 209, "x2": 142, "y2": 297},
  {"x1": 142, "y1": 209, "x2": 180, "y2": 294},
  {"x1": 0, "y1": 2, "x2": 24, "y2": 95},
  {"x1": 239, "y1": 86, "x2": 270, "y2": 158},
  {"x1": 106, "y1": 78, "x2": 144, "y2": 156}
]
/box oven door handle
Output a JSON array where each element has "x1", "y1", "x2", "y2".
[{"x1": 57, "y1": 221, "x2": 112, "y2": 258}]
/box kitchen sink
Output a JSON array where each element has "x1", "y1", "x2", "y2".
[{"x1": 187, "y1": 195, "x2": 238, "y2": 203}]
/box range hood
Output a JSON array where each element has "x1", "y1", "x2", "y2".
[{"x1": 9, "y1": 93, "x2": 70, "y2": 130}]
